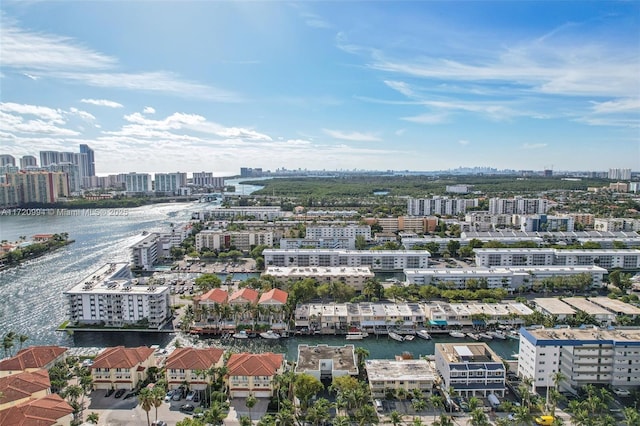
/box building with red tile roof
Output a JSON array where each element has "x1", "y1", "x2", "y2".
[
  {"x1": 0, "y1": 346, "x2": 67, "y2": 378},
  {"x1": 90, "y1": 346, "x2": 156, "y2": 390},
  {"x1": 226, "y1": 352, "x2": 285, "y2": 398},
  {"x1": 0, "y1": 370, "x2": 51, "y2": 411},
  {"x1": 258, "y1": 288, "x2": 288, "y2": 306},
  {"x1": 229, "y1": 288, "x2": 259, "y2": 305},
  {"x1": 0, "y1": 394, "x2": 73, "y2": 426},
  {"x1": 197, "y1": 288, "x2": 229, "y2": 305},
  {"x1": 165, "y1": 348, "x2": 225, "y2": 391}
]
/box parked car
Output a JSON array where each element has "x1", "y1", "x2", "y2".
[
  {"x1": 612, "y1": 388, "x2": 631, "y2": 397},
  {"x1": 186, "y1": 390, "x2": 196, "y2": 401},
  {"x1": 114, "y1": 389, "x2": 126, "y2": 398},
  {"x1": 151, "y1": 421, "x2": 167, "y2": 426},
  {"x1": 105, "y1": 389, "x2": 115, "y2": 397},
  {"x1": 180, "y1": 404, "x2": 195, "y2": 412},
  {"x1": 172, "y1": 389, "x2": 182, "y2": 401},
  {"x1": 193, "y1": 392, "x2": 200, "y2": 403},
  {"x1": 165, "y1": 390, "x2": 174, "y2": 402}
]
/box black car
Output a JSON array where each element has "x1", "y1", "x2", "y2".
[
  {"x1": 105, "y1": 389, "x2": 115, "y2": 397},
  {"x1": 114, "y1": 389, "x2": 126, "y2": 398},
  {"x1": 180, "y1": 404, "x2": 195, "y2": 412},
  {"x1": 124, "y1": 391, "x2": 137, "y2": 400}
]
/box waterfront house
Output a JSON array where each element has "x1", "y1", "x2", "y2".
[
  {"x1": 295, "y1": 344, "x2": 358, "y2": 381},
  {"x1": 195, "y1": 288, "x2": 229, "y2": 324},
  {"x1": 226, "y1": 352, "x2": 285, "y2": 398},
  {"x1": 0, "y1": 370, "x2": 51, "y2": 411},
  {"x1": 0, "y1": 394, "x2": 73, "y2": 426},
  {"x1": 365, "y1": 359, "x2": 436, "y2": 399},
  {"x1": 229, "y1": 288, "x2": 259, "y2": 324},
  {"x1": 90, "y1": 346, "x2": 156, "y2": 390},
  {"x1": 0, "y1": 346, "x2": 67, "y2": 378},
  {"x1": 165, "y1": 348, "x2": 224, "y2": 392},
  {"x1": 258, "y1": 288, "x2": 288, "y2": 329}
]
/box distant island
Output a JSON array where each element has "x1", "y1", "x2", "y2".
[{"x1": 0, "y1": 233, "x2": 74, "y2": 270}]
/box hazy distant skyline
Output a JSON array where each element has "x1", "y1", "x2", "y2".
[{"x1": 1, "y1": 1, "x2": 639, "y2": 174}]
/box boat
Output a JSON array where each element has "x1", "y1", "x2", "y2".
[
  {"x1": 416, "y1": 329, "x2": 432, "y2": 340},
  {"x1": 449, "y1": 331, "x2": 466, "y2": 338},
  {"x1": 232, "y1": 330, "x2": 249, "y2": 339},
  {"x1": 478, "y1": 332, "x2": 494, "y2": 340},
  {"x1": 388, "y1": 331, "x2": 405, "y2": 342},
  {"x1": 466, "y1": 332, "x2": 480, "y2": 341},
  {"x1": 490, "y1": 331, "x2": 507, "y2": 340},
  {"x1": 403, "y1": 335, "x2": 415, "y2": 341},
  {"x1": 345, "y1": 331, "x2": 369, "y2": 340},
  {"x1": 259, "y1": 330, "x2": 280, "y2": 340}
]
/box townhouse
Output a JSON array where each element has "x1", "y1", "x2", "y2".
[
  {"x1": 226, "y1": 352, "x2": 286, "y2": 398},
  {"x1": 0, "y1": 394, "x2": 73, "y2": 426},
  {"x1": 165, "y1": 348, "x2": 225, "y2": 392},
  {"x1": 0, "y1": 346, "x2": 67, "y2": 378},
  {"x1": 90, "y1": 346, "x2": 156, "y2": 390},
  {"x1": 434, "y1": 343, "x2": 506, "y2": 398}
]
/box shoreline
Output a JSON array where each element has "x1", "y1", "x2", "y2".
[{"x1": 0, "y1": 239, "x2": 74, "y2": 272}]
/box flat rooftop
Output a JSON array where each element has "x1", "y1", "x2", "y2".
[
  {"x1": 436, "y1": 343, "x2": 502, "y2": 364},
  {"x1": 365, "y1": 359, "x2": 436, "y2": 382},
  {"x1": 65, "y1": 262, "x2": 168, "y2": 295},
  {"x1": 264, "y1": 266, "x2": 374, "y2": 276},
  {"x1": 561, "y1": 297, "x2": 613, "y2": 316},
  {"x1": 525, "y1": 327, "x2": 640, "y2": 343},
  {"x1": 588, "y1": 297, "x2": 640, "y2": 316},
  {"x1": 532, "y1": 298, "x2": 577, "y2": 315},
  {"x1": 295, "y1": 345, "x2": 358, "y2": 375}
]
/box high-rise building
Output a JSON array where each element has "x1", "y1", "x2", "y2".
[
  {"x1": 79, "y1": 144, "x2": 95, "y2": 177},
  {"x1": 6, "y1": 171, "x2": 69, "y2": 204},
  {"x1": 488, "y1": 197, "x2": 550, "y2": 215},
  {"x1": 124, "y1": 173, "x2": 152, "y2": 193},
  {"x1": 0, "y1": 155, "x2": 16, "y2": 167},
  {"x1": 20, "y1": 155, "x2": 38, "y2": 169},
  {"x1": 192, "y1": 172, "x2": 224, "y2": 188},
  {"x1": 154, "y1": 172, "x2": 187, "y2": 194},
  {"x1": 407, "y1": 197, "x2": 479, "y2": 216},
  {"x1": 608, "y1": 168, "x2": 631, "y2": 180}
]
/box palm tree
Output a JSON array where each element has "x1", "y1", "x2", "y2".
[
  {"x1": 470, "y1": 407, "x2": 490, "y2": 426},
  {"x1": 429, "y1": 394, "x2": 444, "y2": 422},
  {"x1": 305, "y1": 397, "x2": 332, "y2": 426},
  {"x1": 245, "y1": 394, "x2": 257, "y2": 421},
  {"x1": 432, "y1": 414, "x2": 454, "y2": 426},
  {"x1": 239, "y1": 415, "x2": 252, "y2": 426},
  {"x1": 333, "y1": 415, "x2": 351, "y2": 426},
  {"x1": 411, "y1": 417, "x2": 424, "y2": 426},
  {"x1": 622, "y1": 406, "x2": 640, "y2": 426},
  {"x1": 411, "y1": 398, "x2": 426, "y2": 412},
  {"x1": 513, "y1": 405, "x2": 533, "y2": 426},
  {"x1": 86, "y1": 412, "x2": 99, "y2": 424},
  {"x1": 17, "y1": 334, "x2": 28, "y2": 351},
  {"x1": 63, "y1": 384, "x2": 83, "y2": 423},
  {"x1": 355, "y1": 404, "x2": 379, "y2": 426},
  {"x1": 151, "y1": 385, "x2": 164, "y2": 422},
  {"x1": 518, "y1": 376, "x2": 534, "y2": 408},
  {"x1": 389, "y1": 410, "x2": 403, "y2": 426},
  {"x1": 206, "y1": 401, "x2": 227, "y2": 425},
  {"x1": 138, "y1": 387, "x2": 154, "y2": 426}
]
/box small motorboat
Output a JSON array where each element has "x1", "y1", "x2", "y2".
[
  {"x1": 259, "y1": 330, "x2": 280, "y2": 340},
  {"x1": 449, "y1": 331, "x2": 466, "y2": 338},
  {"x1": 388, "y1": 331, "x2": 405, "y2": 342},
  {"x1": 403, "y1": 335, "x2": 415, "y2": 341},
  {"x1": 466, "y1": 332, "x2": 480, "y2": 341},
  {"x1": 232, "y1": 330, "x2": 249, "y2": 339},
  {"x1": 416, "y1": 329, "x2": 432, "y2": 340},
  {"x1": 478, "y1": 332, "x2": 494, "y2": 340},
  {"x1": 345, "y1": 331, "x2": 369, "y2": 340}
]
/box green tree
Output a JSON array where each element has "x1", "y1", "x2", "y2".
[
  {"x1": 305, "y1": 397, "x2": 332, "y2": 426},
  {"x1": 623, "y1": 406, "x2": 640, "y2": 426},
  {"x1": 245, "y1": 394, "x2": 257, "y2": 421},
  {"x1": 138, "y1": 387, "x2": 154, "y2": 426},
  {"x1": 355, "y1": 235, "x2": 368, "y2": 250},
  {"x1": 86, "y1": 412, "x2": 99, "y2": 424},
  {"x1": 389, "y1": 410, "x2": 403, "y2": 426},
  {"x1": 294, "y1": 373, "x2": 323, "y2": 412},
  {"x1": 446, "y1": 240, "x2": 461, "y2": 257},
  {"x1": 195, "y1": 273, "x2": 222, "y2": 292}
]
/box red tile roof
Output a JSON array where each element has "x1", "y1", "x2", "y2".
[
  {"x1": 258, "y1": 288, "x2": 288, "y2": 305},
  {"x1": 0, "y1": 370, "x2": 51, "y2": 404},
  {"x1": 229, "y1": 288, "x2": 259, "y2": 304},
  {"x1": 0, "y1": 393, "x2": 73, "y2": 425},
  {"x1": 91, "y1": 346, "x2": 154, "y2": 369},
  {"x1": 165, "y1": 348, "x2": 224, "y2": 370},
  {"x1": 198, "y1": 288, "x2": 228, "y2": 304},
  {"x1": 0, "y1": 346, "x2": 67, "y2": 372},
  {"x1": 227, "y1": 352, "x2": 284, "y2": 377}
]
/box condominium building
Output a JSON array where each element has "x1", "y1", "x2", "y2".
[
  {"x1": 264, "y1": 266, "x2": 374, "y2": 291},
  {"x1": 197, "y1": 206, "x2": 286, "y2": 221},
  {"x1": 363, "y1": 216, "x2": 439, "y2": 234},
  {"x1": 407, "y1": 197, "x2": 479, "y2": 216},
  {"x1": 608, "y1": 168, "x2": 631, "y2": 180},
  {"x1": 488, "y1": 197, "x2": 550, "y2": 215},
  {"x1": 594, "y1": 218, "x2": 640, "y2": 232},
  {"x1": 263, "y1": 249, "x2": 430, "y2": 271},
  {"x1": 130, "y1": 230, "x2": 189, "y2": 270},
  {"x1": 405, "y1": 266, "x2": 606, "y2": 289},
  {"x1": 165, "y1": 348, "x2": 224, "y2": 391},
  {"x1": 192, "y1": 172, "x2": 224, "y2": 188},
  {"x1": 474, "y1": 248, "x2": 640, "y2": 270},
  {"x1": 518, "y1": 327, "x2": 640, "y2": 392},
  {"x1": 306, "y1": 225, "x2": 371, "y2": 240},
  {"x1": 195, "y1": 230, "x2": 274, "y2": 251},
  {"x1": 124, "y1": 173, "x2": 152, "y2": 193},
  {"x1": 519, "y1": 214, "x2": 574, "y2": 232},
  {"x1": 154, "y1": 172, "x2": 187, "y2": 194},
  {"x1": 366, "y1": 359, "x2": 436, "y2": 398},
  {"x1": 0, "y1": 155, "x2": 15, "y2": 167},
  {"x1": 5, "y1": 171, "x2": 69, "y2": 204},
  {"x1": 226, "y1": 352, "x2": 286, "y2": 398},
  {"x1": 90, "y1": 346, "x2": 156, "y2": 390},
  {"x1": 279, "y1": 237, "x2": 355, "y2": 249},
  {"x1": 295, "y1": 345, "x2": 358, "y2": 381},
  {"x1": 64, "y1": 263, "x2": 171, "y2": 329},
  {"x1": 19, "y1": 155, "x2": 38, "y2": 169},
  {"x1": 79, "y1": 144, "x2": 95, "y2": 177},
  {"x1": 434, "y1": 343, "x2": 506, "y2": 397}
]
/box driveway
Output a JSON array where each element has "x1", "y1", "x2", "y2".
[{"x1": 228, "y1": 398, "x2": 270, "y2": 422}]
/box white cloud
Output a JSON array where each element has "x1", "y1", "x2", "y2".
[
  {"x1": 81, "y1": 98, "x2": 123, "y2": 108},
  {"x1": 401, "y1": 113, "x2": 449, "y2": 124},
  {"x1": 522, "y1": 143, "x2": 548, "y2": 150},
  {"x1": 143, "y1": 106, "x2": 156, "y2": 114},
  {"x1": 69, "y1": 107, "x2": 96, "y2": 122},
  {"x1": 384, "y1": 80, "x2": 416, "y2": 98},
  {"x1": 23, "y1": 73, "x2": 39, "y2": 80},
  {"x1": 0, "y1": 102, "x2": 64, "y2": 123},
  {"x1": 458, "y1": 140, "x2": 470, "y2": 146},
  {"x1": 323, "y1": 128, "x2": 382, "y2": 142},
  {"x1": 590, "y1": 98, "x2": 640, "y2": 114}
]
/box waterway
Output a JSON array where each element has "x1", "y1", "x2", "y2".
[{"x1": 0, "y1": 193, "x2": 519, "y2": 361}]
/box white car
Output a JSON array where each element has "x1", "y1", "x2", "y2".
[
  {"x1": 185, "y1": 390, "x2": 196, "y2": 401},
  {"x1": 612, "y1": 388, "x2": 631, "y2": 397}
]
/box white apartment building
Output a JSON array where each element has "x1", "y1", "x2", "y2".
[
  {"x1": 196, "y1": 206, "x2": 286, "y2": 221},
  {"x1": 192, "y1": 172, "x2": 224, "y2": 188},
  {"x1": 608, "y1": 168, "x2": 632, "y2": 180},
  {"x1": 130, "y1": 229, "x2": 189, "y2": 270},
  {"x1": 124, "y1": 173, "x2": 152, "y2": 193},
  {"x1": 488, "y1": 197, "x2": 550, "y2": 215},
  {"x1": 407, "y1": 197, "x2": 479, "y2": 216},
  {"x1": 154, "y1": 172, "x2": 187, "y2": 194},
  {"x1": 264, "y1": 266, "x2": 374, "y2": 291},
  {"x1": 594, "y1": 218, "x2": 640, "y2": 232},
  {"x1": 475, "y1": 248, "x2": 640, "y2": 269},
  {"x1": 306, "y1": 224, "x2": 371, "y2": 240},
  {"x1": 366, "y1": 359, "x2": 436, "y2": 398},
  {"x1": 434, "y1": 343, "x2": 506, "y2": 398},
  {"x1": 518, "y1": 327, "x2": 640, "y2": 392},
  {"x1": 263, "y1": 249, "x2": 430, "y2": 271},
  {"x1": 279, "y1": 237, "x2": 355, "y2": 249},
  {"x1": 195, "y1": 230, "x2": 274, "y2": 251},
  {"x1": 519, "y1": 214, "x2": 575, "y2": 232},
  {"x1": 404, "y1": 265, "x2": 606, "y2": 290},
  {"x1": 64, "y1": 263, "x2": 171, "y2": 329}
]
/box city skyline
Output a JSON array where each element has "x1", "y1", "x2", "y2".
[{"x1": 1, "y1": 1, "x2": 639, "y2": 174}]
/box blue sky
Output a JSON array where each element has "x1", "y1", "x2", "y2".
[{"x1": 1, "y1": 1, "x2": 638, "y2": 175}]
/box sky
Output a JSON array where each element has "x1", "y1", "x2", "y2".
[{"x1": 1, "y1": 1, "x2": 639, "y2": 176}]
